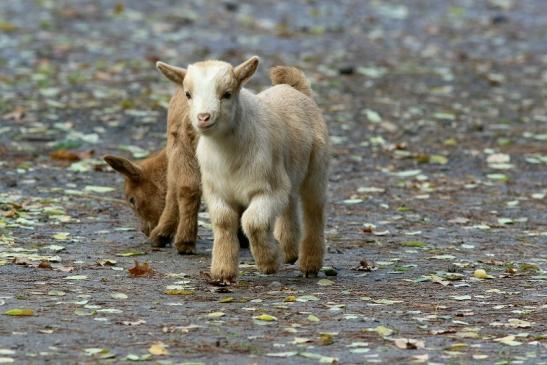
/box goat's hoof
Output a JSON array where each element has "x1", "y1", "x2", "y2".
[
  {"x1": 149, "y1": 232, "x2": 171, "y2": 247},
  {"x1": 175, "y1": 240, "x2": 196, "y2": 255},
  {"x1": 299, "y1": 255, "x2": 323, "y2": 277},
  {"x1": 256, "y1": 256, "x2": 281, "y2": 275}
]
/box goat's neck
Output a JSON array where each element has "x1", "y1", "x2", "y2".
[{"x1": 213, "y1": 90, "x2": 259, "y2": 151}]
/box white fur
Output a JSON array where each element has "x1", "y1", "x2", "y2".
[{"x1": 185, "y1": 58, "x2": 329, "y2": 282}]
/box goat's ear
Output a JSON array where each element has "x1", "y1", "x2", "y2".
[
  {"x1": 234, "y1": 56, "x2": 260, "y2": 85},
  {"x1": 103, "y1": 155, "x2": 143, "y2": 182},
  {"x1": 156, "y1": 61, "x2": 186, "y2": 85}
]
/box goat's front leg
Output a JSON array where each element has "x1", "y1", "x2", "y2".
[
  {"x1": 208, "y1": 197, "x2": 240, "y2": 284},
  {"x1": 241, "y1": 193, "x2": 286, "y2": 274},
  {"x1": 173, "y1": 185, "x2": 201, "y2": 254},
  {"x1": 149, "y1": 181, "x2": 178, "y2": 247}
]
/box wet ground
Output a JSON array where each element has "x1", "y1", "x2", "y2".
[{"x1": 1, "y1": 0, "x2": 546, "y2": 364}]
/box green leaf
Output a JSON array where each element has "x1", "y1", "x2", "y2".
[
  {"x1": 4, "y1": 308, "x2": 33, "y2": 316},
  {"x1": 369, "y1": 325, "x2": 394, "y2": 337},
  {"x1": 401, "y1": 241, "x2": 427, "y2": 248},
  {"x1": 317, "y1": 279, "x2": 334, "y2": 286},
  {"x1": 307, "y1": 314, "x2": 320, "y2": 322},
  {"x1": 164, "y1": 289, "x2": 193, "y2": 296}
]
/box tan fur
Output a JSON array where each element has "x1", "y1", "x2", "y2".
[
  {"x1": 106, "y1": 66, "x2": 314, "y2": 258},
  {"x1": 166, "y1": 56, "x2": 330, "y2": 283},
  {"x1": 104, "y1": 89, "x2": 200, "y2": 254},
  {"x1": 148, "y1": 88, "x2": 201, "y2": 254},
  {"x1": 269, "y1": 66, "x2": 312, "y2": 97},
  {"x1": 104, "y1": 149, "x2": 168, "y2": 237}
]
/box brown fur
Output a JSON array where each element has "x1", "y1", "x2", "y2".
[
  {"x1": 105, "y1": 66, "x2": 312, "y2": 256},
  {"x1": 103, "y1": 149, "x2": 168, "y2": 237},
  {"x1": 148, "y1": 88, "x2": 201, "y2": 254}
]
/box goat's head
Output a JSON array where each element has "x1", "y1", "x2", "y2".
[
  {"x1": 103, "y1": 155, "x2": 165, "y2": 236},
  {"x1": 156, "y1": 56, "x2": 260, "y2": 136}
]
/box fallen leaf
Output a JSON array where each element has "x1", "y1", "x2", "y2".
[
  {"x1": 369, "y1": 325, "x2": 394, "y2": 337},
  {"x1": 317, "y1": 279, "x2": 334, "y2": 286},
  {"x1": 266, "y1": 351, "x2": 297, "y2": 357},
  {"x1": 111, "y1": 293, "x2": 128, "y2": 300},
  {"x1": 494, "y1": 335, "x2": 522, "y2": 346},
  {"x1": 84, "y1": 185, "x2": 115, "y2": 193},
  {"x1": 49, "y1": 149, "x2": 81, "y2": 162},
  {"x1": 307, "y1": 314, "x2": 320, "y2": 322},
  {"x1": 65, "y1": 275, "x2": 88, "y2": 280},
  {"x1": 284, "y1": 295, "x2": 297, "y2": 302},
  {"x1": 117, "y1": 251, "x2": 146, "y2": 257},
  {"x1": 474, "y1": 269, "x2": 494, "y2": 279},
  {"x1": 352, "y1": 259, "x2": 377, "y2": 271},
  {"x1": 319, "y1": 333, "x2": 333, "y2": 345},
  {"x1": 148, "y1": 342, "x2": 169, "y2": 356},
  {"x1": 254, "y1": 314, "x2": 278, "y2": 321},
  {"x1": 164, "y1": 289, "x2": 193, "y2": 295},
  {"x1": 128, "y1": 261, "x2": 153, "y2": 277},
  {"x1": 451, "y1": 295, "x2": 471, "y2": 301},
  {"x1": 393, "y1": 338, "x2": 425, "y2": 350},
  {"x1": 4, "y1": 309, "x2": 33, "y2": 316},
  {"x1": 207, "y1": 312, "x2": 225, "y2": 319}
]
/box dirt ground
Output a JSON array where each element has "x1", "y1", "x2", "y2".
[{"x1": 0, "y1": 0, "x2": 546, "y2": 364}]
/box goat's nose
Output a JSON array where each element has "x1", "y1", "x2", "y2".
[{"x1": 198, "y1": 113, "x2": 211, "y2": 122}]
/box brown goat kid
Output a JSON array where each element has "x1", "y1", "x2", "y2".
[{"x1": 104, "y1": 66, "x2": 311, "y2": 256}]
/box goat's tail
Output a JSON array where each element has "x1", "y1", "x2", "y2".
[{"x1": 269, "y1": 66, "x2": 312, "y2": 98}]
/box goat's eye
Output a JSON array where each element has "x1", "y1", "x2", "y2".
[
  {"x1": 128, "y1": 197, "x2": 136, "y2": 207},
  {"x1": 185, "y1": 91, "x2": 192, "y2": 99},
  {"x1": 222, "y1": 91, "x2": 232, "y2": 100}
]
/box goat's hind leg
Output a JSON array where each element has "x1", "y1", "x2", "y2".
[
  {"x1": 274, "y1": 195, "x2": 300, "y2": 264},
  {"x1": 299, "y1": 154, "x2": 328, "y2": 277}
]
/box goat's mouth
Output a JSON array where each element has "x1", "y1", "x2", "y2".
[{"x1": 197, "y1": 122, "x2": 216, "y2": 132}]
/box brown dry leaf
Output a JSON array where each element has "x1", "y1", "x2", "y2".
[
  {"x1": 128, "y1": 261, "x2": 154, "y2": 277},
  {"x1": 394, "y1": 338, "x2": 425, "y2": 350},
  {"x1": 148, "y1": 341, "x2": 169, "y2": 355},
  {"x1": 352, "y1": 259, "x2": 377, "y2": 272},
  {"x1": 38, "y1": 261, "x2": 52, "y2": 269},
  {"x1": 49, "y1": 149, "x2": 81, "y2": 162},
  {"x1": 2, "y1": 106, "x2": 25, "y2": 121}
]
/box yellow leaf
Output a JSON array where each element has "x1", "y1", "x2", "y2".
[
  {"x1": 307, "y1": 314, "x2": 320, "y2": 322},
  {"x1": 284, "y1": 295, "x2": 296, "y2": 302},
  {"x1": 219, "y1": 296, "x2": 234, "y2": 303},
  {"x1": 474, "y1": 269, "x2": 494, "y2": 279},
  {"x1": 254, "y1": 314, "x2": 278, "y2": 321},
  {"x1": 494, "y1": 335, "x2": 522, "y2": 346},
  {"x1": 148, "y1": 341, "x2": 169, "y2": 355},
  {"x1": 164, "y1": 289, "x2": 193, "y2": 296},
  {"x1": 4, "y1": 308, "x2": 33, "y2": 316},
  {"x1": 319, "y1": 333, "x2": 333, "y2": 345},
  {"x1": 370, "y1": 325, "x2": 394, "y2": 337}
]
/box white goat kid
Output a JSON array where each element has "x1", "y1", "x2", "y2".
[{"x1": 156, "y1": 57, "x2": 330, "y2": 283}]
